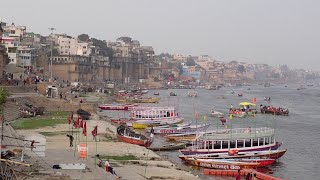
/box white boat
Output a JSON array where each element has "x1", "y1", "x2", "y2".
[
  {"x1": 188, "y1": 91, "x2": 198, "y2": 97},
  {"x1": 211, "y1": 110, "x2": 224, "y2": 117}
]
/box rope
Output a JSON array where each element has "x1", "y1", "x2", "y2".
[{"x1": 30, "y1": 148, "x2": 52, "y2": 169}]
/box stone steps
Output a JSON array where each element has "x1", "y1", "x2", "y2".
[{"x1": 3, "y1": 100, "x2": 22, "y2": 122}]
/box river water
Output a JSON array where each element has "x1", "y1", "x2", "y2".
[{"x1": 105, "y1": 84, "x2": 320, "y2": 179}]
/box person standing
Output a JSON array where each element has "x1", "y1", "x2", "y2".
[
  {"x1": 236, "y1": 170, "x2": 241, "y2": 180},
  {"x1": 67, "y1": 134, "x2": 74, "y2": 147}
]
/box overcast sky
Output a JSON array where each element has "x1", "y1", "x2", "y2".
[{"x1": 1, "y1": 0, "x2": 320, "y2": 70}]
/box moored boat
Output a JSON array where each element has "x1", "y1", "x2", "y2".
[
  {"x1": 188, "y1": 91, "x2": 198, "y2": 97},
  {"x1": 146, "y1": 123, "x2": 211, "y2": 134},
  {"x1": 179, "y1": 149, "x2": 287, "y2": 161},
  {"x1": 170, "y1": 92, "x2": 177, "y2": 96},
  {"x1": 132, "y1": 97, "x2": 160, "y2": 103},
  {"x1": 116, "y1": 125, "x2": 152, "y2": 147},
  {"x1": 148, "y1": 143, "x2": 187, "y2": 151},
  {"x1": 111, "y1": 118, "x2": 135, "y2": 124},
  {"x1": 180, "y1": 127, "x2": 282, "y2": 155},
  {"x1": 131, "y1": 118, "x2": 184, "y2": 129},
  {"x1": 184, "y1": 158, "x2": 260, "y2": 170},
  {"x1": 153, "y1": 92, "x2": 160, "y2": 95},
  {"x1": 98, "y1": 103, "x2": 136, "y2": 111}
]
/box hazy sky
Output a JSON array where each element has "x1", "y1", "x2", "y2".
[{"x1": 1, "y1": 0, "x2": 320, "y2": 70}]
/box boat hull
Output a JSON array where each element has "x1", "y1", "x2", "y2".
[
  {"x1": 184, "y1": 158, "x2": 259, "y2": 170},
  {"x1": 152, "y1": 124, "x2": 210, "y2": 134},
  {"x1": 180, "y1": 142, "x2": 282, "y2": 155}
]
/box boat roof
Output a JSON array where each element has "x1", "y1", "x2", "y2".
[
  {"x1": 200, "y1": 127, "x2": 274, "y2": 141},
  {"x1": 131, "y1": 106, "x2": 176, "y2": 111}
]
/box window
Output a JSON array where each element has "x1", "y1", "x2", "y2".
[
  {"x1": 222, "y1": 141, "x2": 229, "y2": 149},
  {"x1": 265, "y1": 137, "x2": 270, "y2": 145},
  {"x1": 230, "y1": 140, "x2": 236, "y2": 148},
  {"x1": 237, "y1": 140, "x2": 244, "y2": 148}
]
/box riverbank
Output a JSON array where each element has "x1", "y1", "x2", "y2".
[{"x1": 16, "y1": 112, "x2": 198, "y2": 180}]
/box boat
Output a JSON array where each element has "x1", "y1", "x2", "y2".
[
  {"x1": 179, "y1": 149, "x2": 287, "y2": 161},
  {"x1": 116, "y1": 125, "x2": 152, "y2": 147},
  {"x1": 130, "y1": 106, "x2": 182, "y2": 121},
  {"x1": 229, "y1": 109, "x2": 246, "y2": 118},
  {"x1": 211, "y1": 110, "x2": 224, "y2": 117},
  {"x1": 230, "y1": 91, "x2": 235, "y2": 94},
  {"x1": 98, "y1": 103, "x2": 136, "y2": 111},
  {"x1": 188, "y1": 91, "x2": 198, "y2": 97},
  {"x1": 165, "y1": 133, "x2": 198, "y2": 141},
  {"x1": 148, "y1": 143, "x2": 187, "y2": 151},
  {"x1": 260, "y1": 106, "x2": 289, "y2": 116},
  {"x1": 264, "y1": 97, "x2": 271, "y2": 101},
  {"x1": 170, "y1": 92, "x2": 177, "y2": 96},
  {"x1": 145, "y1": 123, "x2": 211, "y2": 134},
  {"x1": 238, "y1": 102, "x2": 257, "y2": 115},
  {"x1": 131, "y1": 118, "x2": 184, "y2": 129},
  {"x1": 111, "y1": 118, "x2": 135, "y2": 124},
  {"x1": 183, "y1": 158, "x2": 260, "y2": 169},
  {"x1": 153, "y1": 92, "x2": 160, "y2": 95},
  {"x1": 180, "y1": 127, "x2": 282, "y2": 155},
  {"x1": 145, "y1": 121, "x2": 192, "y2": 132},
  {"x1": 238, "y1": 93, "x2": 243, "y2": 97},
  {"x1": 131, "y1": 97, "x2": 160, "y2": 103}
]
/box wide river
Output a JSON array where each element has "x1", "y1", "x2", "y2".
[{"x1": 106, "y1": 84, "x2": 320, "y2": 179}]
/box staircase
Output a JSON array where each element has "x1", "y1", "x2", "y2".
[{"x1": 3, "y1": 100, "x2": 22, "y2": 122}]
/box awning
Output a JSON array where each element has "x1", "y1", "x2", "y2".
[{"x1": 239, "y1": 102, "x2": 256, "y2": 106}]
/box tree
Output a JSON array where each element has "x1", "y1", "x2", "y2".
[
  {"x1": 116, "y1": 36, "x2": 132, "y2": 44},
  {"x1": 0, "y1": 88, "x2": 9, "y2": 113},
  {"x1": 237, "y1": 65, "x2": 246, "y2": 73},
  {"x1": 186, "y1": 58, "x2": 196, "y2": 66},
  {"x1": 78, "y1": 34, "x2": 90, "y2": 42}
]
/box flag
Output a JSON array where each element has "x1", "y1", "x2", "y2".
[
  {"x1": 203, "y1": 116, "x2": 207, "y2": 124},
  {"x1": 229, "y1": 114, "x2": 233, "y2": 120},
  {"x1": 82, "y1": 122, "x2": 87, "y2": 136},
  {"x1": 74, "y1": 117, "x2": 80, "y2": 128},
  {"x1": 92, "y1": 125, "x2": 98, "y2": 138},
  {"x1": 79, "y1": 119, "x2": 83, "y2": 129},
  {"x1": 68, "y1": 116, "x2": 71, "y2": 124}
]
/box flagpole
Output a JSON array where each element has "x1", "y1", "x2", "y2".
[{"x1": 74, "y1": 126, "x2": 77, "y2": 157}]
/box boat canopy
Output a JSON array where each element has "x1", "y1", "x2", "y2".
[{"x1": 239, "y1": 102, "x2": 256, "y2": 106}]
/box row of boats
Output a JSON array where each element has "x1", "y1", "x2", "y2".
[{"x1": 100, "y1": 91, "x2": 287, "y2": 174}]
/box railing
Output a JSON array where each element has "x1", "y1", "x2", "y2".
[{"x1": 201, "y1": 127, "x2": 274, "y2": 140}]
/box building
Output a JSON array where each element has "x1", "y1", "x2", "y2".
[
  {"x1": 48, "y1": 55, "x2": 93, "y2": 82},
  {"x1": 0, "y1": 45, "x2": 8, "y2": 79},
  {"x1": 17, "y1": 46, "x2": 36, "y2": 69},
  {"x1": 173, "y1": 53, "x2": 187, "y2": 61},
  {"x1": 0, "y1": 36, "x2": 18, "y2": 64}
]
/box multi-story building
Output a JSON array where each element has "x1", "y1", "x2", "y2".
[
  {"x1": 173, "y1": 53, "x2": 187, "y2": 61},
  {"x1": 0, "y1": 36, "x2": 18, "y2": 64},
  {"x1": 48, "y1": 55, "x2": 93, "y2": 82},
  {"x1": 17, "y1": 46, "x2": 36, "y2": 68}
]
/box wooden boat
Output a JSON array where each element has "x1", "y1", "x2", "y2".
[
  {"x1": 180, "y1": 127, "x2": 282, "y2": 155},
  {"x1": 260, "y1": 106, "x2": 289, "y2": 116},
  {"x1": 238, "y1": 93, "x2": 243, "y2": 97},
  {"x1": 188, "y1": 91, "x2": 198, "y2": 97},
  {"x1": 98, "y1": 103, "x2": 136, "y2": 111},
  {"x1": 116, "y1": 125, "x2": 152, "y2": 147},
  {"x1": 131, "y1": 118, "x2": 184, "y2": 129},
  {"x1": 113, "y1": 98, "x2": 128, "y2": 103},
  {"x1": 170, "y1": 92, "x2": 177, "y2": 96},
  {"x1": 184, "y1": 158, "x2": 260, "y2": 170},
  {"x1": 211, "y1": 110, "x2": 224, "y2": 117},
  {"x1": 146, "y1": 123, "x2": 211, "y2": 134},
  {"x1": 238, "y1": 102, "x2": 258, "y2": 115},
  {"x1": 153, "y1": 92, "x2": 160, "y2": 95},
  {"x1": 179, "y1": 149, "x2": 287, "y2": 161},
  {"x1": 229, "y1": 110, "x2": 246, "y2": 118},
  {"x1": 145, "y1": 121, "x2": 192, "y2": 132},
  {"x1": 148, "y1": 143, "x2": 187, "y2": 151},
  {"x1": 165, "y1": 133, "x2": 198, "y2": 141},
  {"x1": 111, "y1": 118, "x2": 135, "y2": 124},
  {"x1": 132, "y1": 97, "x2": 160, "y2": 103}
]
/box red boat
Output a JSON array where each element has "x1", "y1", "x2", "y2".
[
  {"x1": 116, "y1": 125, "x2": 152, "y2": 147},
  {"x1": 98, "y1": 104, "x2": 136, "y2": 111},
  {"x1": 179, "y1": 149, "x2": 287, "y2": 161}
]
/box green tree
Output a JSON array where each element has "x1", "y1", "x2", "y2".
[
  {"x1": 116, "y1": 36, "x2": 132, "y2": 44},
  {"x1": 186, "y1": 58, "x2": 196, "y2": 66},
  {"x1": 78, "y1": 34, "x2": 90, "y2": 42},
  {"x1": 237, "y1": 65, "x2": 246, "y2": 73},
  {"x1": 0, "y1": 88, "x2": 9, "y2": 114}
]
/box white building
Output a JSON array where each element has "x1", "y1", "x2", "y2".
[
  {"x1": 0, "y1": 36, "x2": 18, "y2": 64},
  {"x1": 57, "y1": 35, "x2": 91, "y2": 56},
  {"x1": 17, "y1": 46, "x2": 36, "y2": 67}
]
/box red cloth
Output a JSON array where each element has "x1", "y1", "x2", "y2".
[
  {"x1": 79, "y1": 119, "x2": 83, "y2": 129},
  {"x1": 82, "y1": 122, "x2": 87, "y2": 136},
  {"x1": 74, "y1": 117, "x2": 80, "y2": 128}
]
